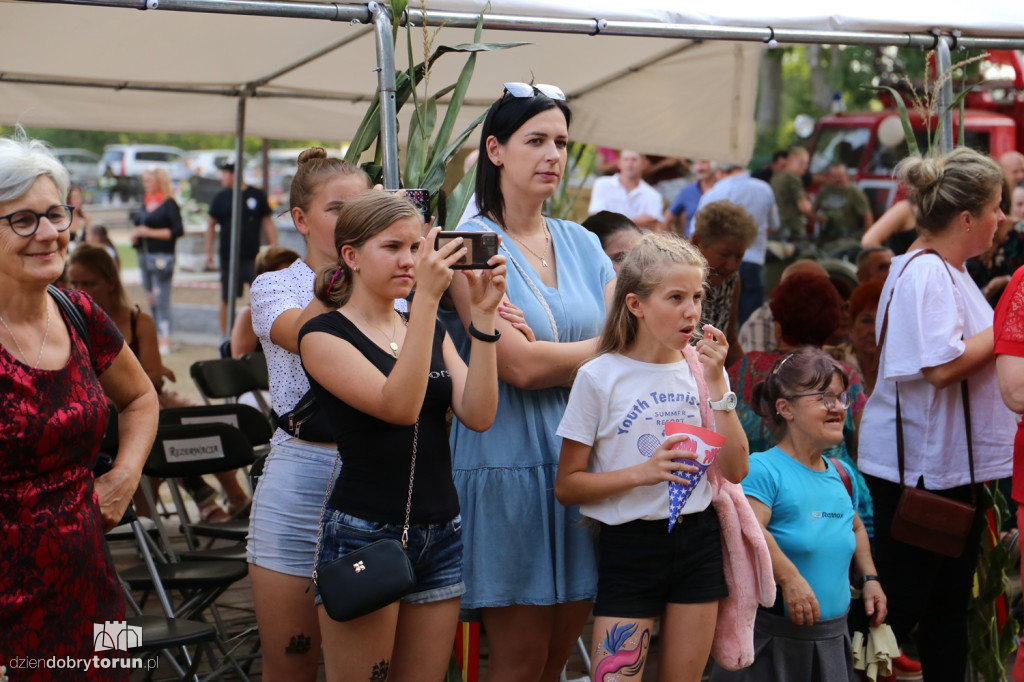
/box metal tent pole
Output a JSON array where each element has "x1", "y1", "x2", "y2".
[
  {"x1": 935, "y1": 37, "x2": 955, "y2": 153},
  {"x1": 369, "y1": 1, "x2": 400, "y2": 189},
  {"x1": 227, "y1": 94, "x2": 247, "y2": 339},
  {"x1": 30, "y1": 0, "x2": 1024, "y2": 50}
]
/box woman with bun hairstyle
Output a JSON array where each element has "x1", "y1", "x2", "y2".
[
  {"x1": 858, "y1": 147, "x2": 1016, "y2": 681},
  {"x1": 299, "y1": 190, "x2": 505, "y2": 681},
  {"x1": 448, "y1": 83, "x2": 617, "y2": 682},
  {"x1": 246, "y1": 148, "x2": 374, "y2": 681}
]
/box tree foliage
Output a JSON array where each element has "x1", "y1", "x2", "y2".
[{"x1": 752, "y1": 45, "x2": 968, "y2": 161}]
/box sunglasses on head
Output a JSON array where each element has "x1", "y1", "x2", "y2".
[{"x1": 502, "y1": 82, "x2": 566, "y2": 101}]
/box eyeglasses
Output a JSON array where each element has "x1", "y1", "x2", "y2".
[
  {"x1": 790, "y1": 390, "x2": 851, "y2": 411},
  {"x1": 502, "y1": 82, "x2": 566, "y2": 101},
  {"x1": 0, "y1": 204, "x2": 74, "y2": 237}
]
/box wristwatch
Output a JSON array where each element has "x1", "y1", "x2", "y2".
[{"x1": 708, "y1": 391, "x2": 738, "y2": 412}]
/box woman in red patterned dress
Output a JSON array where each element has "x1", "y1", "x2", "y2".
[
  {"x1": 994, "y1": 264, "x2": 1024, "y2": 682},
  {"x1": 0, "y1": 132, "x2": 158, "y2": 681}
]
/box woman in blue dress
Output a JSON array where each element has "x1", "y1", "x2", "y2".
[{"x1": 448, "y1": 82, "x2": 616, "y2": 681}]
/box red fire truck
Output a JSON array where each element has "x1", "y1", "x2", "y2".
[{"x1": 806, "y1": 50, "x2": 1024, "y2": 216}]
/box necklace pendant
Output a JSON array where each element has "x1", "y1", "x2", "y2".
[
  {"x1": 389, "y1": 341, "x2": 400, "y2": 357},
  {"x1": 541, "y1": 258, "x2": 549, "y2": 267}
]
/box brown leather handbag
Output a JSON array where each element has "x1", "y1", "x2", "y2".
[{"x1": 880, "y1": 250, "x2": 977, "y2": 559}]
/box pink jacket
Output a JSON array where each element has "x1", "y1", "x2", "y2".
[{"x1": 684, "y1": 346, "x2": 775, "y2": 670}]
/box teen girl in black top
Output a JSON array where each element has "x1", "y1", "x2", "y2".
[{"x1": 297, "y1": 190, "x2": 505, "y2": 682}]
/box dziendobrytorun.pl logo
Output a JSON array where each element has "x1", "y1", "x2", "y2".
[{"x1": 3, "y1": 622, "x2": 159, "y2": 674}]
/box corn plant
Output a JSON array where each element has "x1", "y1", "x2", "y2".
[
  {"x1": 968, "y1": 484, "x2": 1018, "y2": 682},
  {"x1": 343, "y1": 0, "x2": 526, "y2": 227},
  {"x1": 868, "y1": 51, "x2": 989, "y2": 156},
  {"x1": 544, "y1": 141, "x2": 596, "y2": 222}
]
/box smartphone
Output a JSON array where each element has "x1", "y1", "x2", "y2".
[
  {"x1": 387, "y1": 188, "x2": 432, "y2": 223},
  {"x1": 434, "y1": 231, "x2": 499, "y2": 269}
]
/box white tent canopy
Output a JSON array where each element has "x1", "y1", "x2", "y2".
[{"x1": 2, "y1": 1, "x2": 1023, "y2": 163}]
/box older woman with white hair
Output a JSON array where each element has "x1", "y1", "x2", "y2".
[{"x1": 0, "y1": 131, "x2": 158, "y2": 679}]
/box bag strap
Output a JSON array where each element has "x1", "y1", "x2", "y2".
[
  {"x1": 879, "y1": 250, "x2": 976, "y2": 503},
  {"x1": 309, "y1": 419, "x2": 418, "y2": 589},
  {"x1": 48, "y1": 285, "x2": 91, "y2": 356},
  {"x1": 466, "y1": 217, "x2": 560, "y2": 342},
  {"x1": 829, "y1": 456, "x2": 853, "y2": 498}
]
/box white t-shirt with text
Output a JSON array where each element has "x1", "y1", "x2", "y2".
[{"x1": 557, "y1": 352, "x2": 721, "y2": 524}]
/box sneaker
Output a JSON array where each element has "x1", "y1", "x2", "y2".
[{"x1": 893, "y1": 650, "x2": 923, "y2": 681}]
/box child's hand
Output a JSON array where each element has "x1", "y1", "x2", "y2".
[
  {"x1": 635, "y1": 434, "x2": 700, "y2": 487},
  {"x1": 498, "y1": 300, "x2": 535, "y2": 342},
  {"x1": 696, "y1": 324, "x2": 728, "y2": 375},
  {"x1": 415, "y1": 225, "x2": 462, "y2": 303},
  {"x1": 462, "y1": 254, "x2": 507, "y2": 315}
]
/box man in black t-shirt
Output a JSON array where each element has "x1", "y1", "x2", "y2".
[{"x1": 205, "y1": 160, "x2": 277, "y2": 335}]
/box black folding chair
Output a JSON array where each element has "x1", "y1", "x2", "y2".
[
  {"x1": 190, "y1": 357, "x2": 273, "y2": 421},
  {"x1": 239, "y1": 352, "x2": 269, "y2": 391},
  {"x1": 110, "y1": 505, "x2": 253, "y2": 681},
  {"x1": 139, "y1": 421, "x2": 257, "y2": 553},
  {"x1": 159, "y1": 403, "x2": 273, "y2": 458}
]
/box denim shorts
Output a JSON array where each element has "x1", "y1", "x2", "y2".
[
  {"x1": 593, "y1": 506, "x2": 727, "y2": 618},
  {"x1": 247, "y1": 439, "x2": 339, "y2": 577},
  {"x1": 316, "y1": 510, "x2": 465, "y2": 606}
]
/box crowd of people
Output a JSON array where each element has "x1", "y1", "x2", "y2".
[{"x1": 2, "y1": 80, "x2": 1024, "y2": 682}]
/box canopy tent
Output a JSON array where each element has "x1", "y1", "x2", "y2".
[
  {"x1": 0, "y1": 1, "x2": 758, "y2": 164},
  {"x1": 4, "y1": 0, "x2": 1023, "y2": 325},
  {"x1": 3, "y1": 1, "x2": 1024, "y2": 163}
]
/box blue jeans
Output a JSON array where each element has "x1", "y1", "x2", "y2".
[
  {"x1": 139, "y1": 251, "x2": 175, "y2": 339},
  {"x1": 738, "y1": 262, "x2": 765, "y2": 327},
  {"x1": 317, "y1": 510, "x2": 465, "y2": 605}
]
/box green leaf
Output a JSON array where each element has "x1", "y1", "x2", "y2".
[
  {"x1": 444, "y1": 158, "x2": 478, "y2": 230},
  {"x1": 403, "y1": 19, "x2": 425, "y2": 186},
  {"x1": 421, "y1": 110, "x2": 488, "y2": 192},
  {"x1": 390, "y1": 0, "x2": 408, "y2": 42},
  {"x1": 404, "y1": 94, "x2": 440, "y2": 188},
  {"x1": 425, "y1": 14, "x2": 488, "y2": 171},
  {"x1": 937, "y1": 83, "x2": 977, "y2": 149},
  {"x1": 344, "y1": 94, "x2": 383, "y2": 164},
  {"x1": 865, "y1": 85, "x2": 919, "y2": 156},
  {"x1": 361, "y1": 162, "x2": 382, "y2": 186},
  {"x1": 433, "y1": 41, "x2": 531, "y2": 56}
]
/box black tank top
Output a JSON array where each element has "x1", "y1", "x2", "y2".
[{"x1": 298, "y1": 311, "x2": 457, "y2": 524}]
